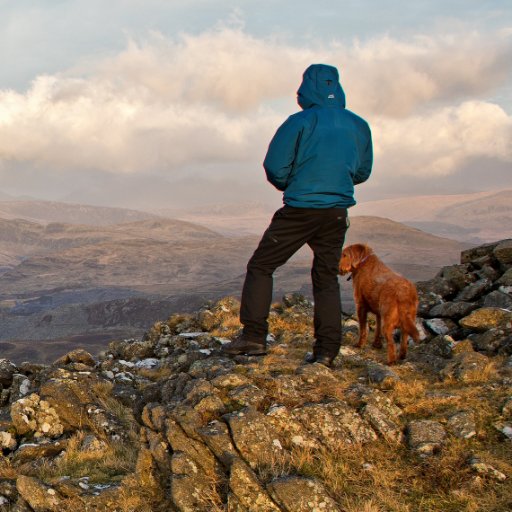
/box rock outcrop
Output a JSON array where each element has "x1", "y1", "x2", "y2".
[{"x1": 0, "y1": 239, "x2": 510, "y2": 511}]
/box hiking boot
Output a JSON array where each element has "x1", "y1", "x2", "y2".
[
  {"x1": 304, "y1": 353, "x2": 335, "y2": 368},
  {"x1": 221, "y1": 336, "x2": 267, "y2": 356}
]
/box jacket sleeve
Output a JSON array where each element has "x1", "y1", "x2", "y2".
[
  {"x1": 263, "y1": 115, "x2": 303, "y2": 191},
  {"x1": 353, "y1": 126, "x2": 373, "y2": 185}
]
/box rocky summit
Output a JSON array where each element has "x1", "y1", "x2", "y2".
[{"x1": 0, "y1": 240, "x2": 511, "y2": 511}]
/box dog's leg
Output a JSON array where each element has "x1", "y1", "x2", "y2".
[
  {"x1": 399, "y1": 330, "x2": 408, "y2": 360},
  {"x1": 356, "y1": 303, "x2": 369, "y2": 348},
  {"x1": 383, "y1": 321, "x2": 397, "y2": 365},
  {"x1": 372, "y1": 314, "x2": 383, "y2": 349}
]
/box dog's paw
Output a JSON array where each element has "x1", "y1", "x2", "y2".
[{"x1": 356, "y1": 339, "x2": 367, "y2": 348}]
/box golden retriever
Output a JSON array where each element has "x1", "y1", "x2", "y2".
[{"x1": 339, "y1": 243, "x2": 420, "y2": 364}]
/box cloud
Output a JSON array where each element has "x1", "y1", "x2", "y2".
[
  {"x1": 0, "y1": 72, "x2": 281, "y2": 173},
  {"x1": 373, "y1": 100, "x2": 512, "y2": 177},
  {"x1": 91, "y1": 30, "x2": 312, "y2": 112},
  {"x1": 82, "y1": 28, "x2": 512, "y2": 117},
  {"x1": 343, "y1": 32, "x2": 512, "y2": 117},
  {"x1": 0, "y1": 26, "x2": 511, "y2": 183}
]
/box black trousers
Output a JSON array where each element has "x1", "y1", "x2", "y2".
[{"x1": 240, "y1": 206, "x2": 348, "y2": 358}]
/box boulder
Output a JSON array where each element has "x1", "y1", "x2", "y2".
[
  {"x1": 0, "y1": 431, "x2": 17, "y2": 451},
  {"x1": 14, "y1": 440, "x2": 68, "y2": 462},
  {"x1": 39, "y1": 378, "x2": 97, "y2": 431},
  {"x1": 493, "y1": 240, "x2": 512, "y2": 265},
  {"x1": 475, "y1": 263, "x2": 501, "y2": 282},
  {"x1": 170, "y1": 452, "x2": 216, "y2": 512},
  {"x1": 469, "y1": 457, "x2": 507, "y2": 482},
  {"x1": 496, "y1": 268, "x2": 512, "y2": 287},
  {"x1": 16, "y1": 476, "x2": 62, "y2": 512},
  {"x1": 416, "y1": 279, "x2": 456, "y2": 299},
  {"x1": 417, "y1": 290, "x2": 443, "y2": 317},
  {"x1": 224, "y1": 408, "x2": 283, "y2": 469},
  {"x1": 267, "y1": 477, "x2": 341, "y2": 512},
  {"x1": 436, "y1": 264, "x2": 476, "y2": 291},
  {"x1": 366, "y1": 363, "x2": 400, "y2": 389},
  {"x1": 483, "y1": 290, "x2": 512, "y2": 310},
  {"x1": 292, "y1": 401, "x2": 377, "y2": 445},
  {"x1": 451, "y1": 339, "x2": 475, "y2": 355},
  {"x1": 0, "y1": 360, "x2": 18, "y2": 387},
  {"x1": 53, "y1": 349, "x2": 95, "y2": 368},
  {"x1": 446, "y1": 411, "x2": 476, "y2": 439},
  {"x1": 468, "y1": 329, "x2": 510, "y2": 354},
  {"x1": 423, "y1": 335, "x2": 454, "y2": 358},
  {"x1": 188, "y1": 357, "x2": 236, "y2": 379},
  {"x1": 228, "y1": 385, "x2": 267, "y2": 409},
  {"x1": 428, "y1": 302, "x2": 478, "y2": 319},
  {"x1": 296, "y1": 362, "x2": 340, "y2": 385},
  {"x1": 455, "y1": 278, "x2": 492, "y2": 302},
  {"x1": 11, "y1": 394, "x2": 64, "y2": 438},
  {"x1": 266, "y1": 405, "x2": 318, "y2": 449},
  {"x1": 459, "y1": 308, "x2": 512, "y2": 332},
  {"x1": 407, "y1": 420, "x2": 446, "y2": 455},
  {"x1": 424, "y1": 318, "x2": 458, "y2": 336},
  {"x1": 165, "y1": 416, "x2": 220, "y2": 476},
  {"x1": 440, "y1": 352, "x2": 491, "y2": 382},
  {"x1": 198, "y1": 420, "x2": 239, "y2": 467},
  {"x1": 461, "y1": 242, "x2": 500, "y2": 264},
  {"x1": 228, "y1": 458, "x2": 280, "y2": 512},
  {"x1": 9, "y1": 374, "x2": 31, "y2": 404},
  {"x1": 360, "y1": 403, "x2": 403, "y2": 444}
]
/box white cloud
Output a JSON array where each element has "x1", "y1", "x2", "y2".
[
  {"x1": 341, "y1": 33, "x2": 512, "y2": 117},
  {"x1": 0, "y1": 26, "x2": 511, "y2": 180},
  {"x1": 0, "y1": 72, "x2": 281, "y2": 173},
  {"x1": 373, "y1": 101, "x2": 512, "y2": 177}
]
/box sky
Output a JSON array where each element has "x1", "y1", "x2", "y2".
[{"x1": 0, "y1": 0, "x2": 511, "y2": 210}]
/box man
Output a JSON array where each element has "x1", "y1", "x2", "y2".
[{"x1": 222, "y1": 63, "x2": 372, "y2": 367}]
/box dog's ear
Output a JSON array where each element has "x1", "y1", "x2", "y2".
[{"x1": 351, "y1": 244, "x2": 371, "y2": 269}]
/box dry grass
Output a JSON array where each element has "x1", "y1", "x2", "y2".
[
  {"x1": 268, "y1": 314, "x2": 313, "y2": 340},
  {"x1": 210, "y1": 313, "x2": 242, "y2": 338},
  {"x1": 253, "y1": 435, "x2": 512, "y2": 512},
  {"x1": 32, "y1": 431, "x2": 138, "y2": 484},
  {"x1": 0, "y1": 459, "x2": 18, "y2": 480},
  {"x1": 92, "y1": 381, "x2": 139, "y2": 433}
]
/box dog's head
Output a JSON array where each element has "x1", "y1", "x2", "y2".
[{"x1": 339, "y1": 244, "x2": 373, "y2": 275}]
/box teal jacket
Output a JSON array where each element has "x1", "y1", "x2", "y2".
[{"x1": 263, "y1": 64, "x2": 372, "y2": 208}]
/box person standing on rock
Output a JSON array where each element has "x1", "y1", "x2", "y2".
[{"x1": 222, "y1": 63, "x2": 373, "y2": 367}]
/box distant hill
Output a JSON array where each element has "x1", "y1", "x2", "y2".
[
  {"x1": 157, "y1": 202, "x2": 276, "y2": 237},
  {"x1": 352, "y1": 190, "x2": 512, "y2": 243},
  {"x1": 0, "y1": 217, "x2": 218, "y2": 272},
  {"x1": 0, "y1": 213, "x2": 469, "y2": 346},
  {"x1": 0, "y1": 200, "x2": 161, "y2": 226}
]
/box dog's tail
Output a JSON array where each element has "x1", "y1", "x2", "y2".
[
  {"x1": 398, "y1": 283, "x2": 420, "y2": 343},
  {"x1": 399, "y1": 295, "x2": 420, "y2": 343}
]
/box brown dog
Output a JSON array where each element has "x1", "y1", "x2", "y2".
[{"x1": 339, "y1": 243, "x2": 420, "y2": 364}]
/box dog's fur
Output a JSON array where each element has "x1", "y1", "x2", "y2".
[{"x1": 339, "y1": 243, "x2": 420, "y2": 364}]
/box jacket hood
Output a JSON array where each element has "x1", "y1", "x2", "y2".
[{"x1": 297, "y1": 64, "x2": 346, "y2": 110}]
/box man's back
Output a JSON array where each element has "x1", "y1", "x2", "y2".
[{"x1": 263, "y1": 64, "x2": 372, "y2": 208}]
